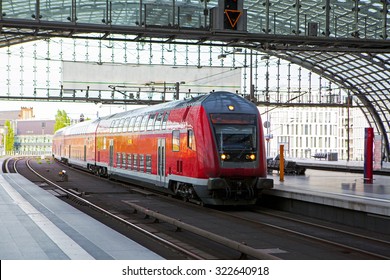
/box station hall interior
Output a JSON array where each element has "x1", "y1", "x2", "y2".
[
  {"x1": 1, "y1": 0, "x2": 390, "y2": 162},
  {"x1": 1, "y1": 1, "x2": 390, "y2": 264}
]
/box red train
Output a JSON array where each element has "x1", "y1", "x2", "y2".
[{"x1": 52, "y1": 91, "x2": 273, "y2": 206}]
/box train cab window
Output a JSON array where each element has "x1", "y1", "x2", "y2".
[
  {"x1": 187, "y1": 129, "x2": 196, "y2": 151},
  {"x1": 134, "y1": 116, "x2": 142, "y2": 132},
  {"x1": 162, "y1": 112, "x2": 170, "y2": 130},
  {"x1": 128, "y1": 117, "x2": 136, "y2": 132},
  {"x1": 154, "y1": 112, "x2": 163, "y2": 130},
  {"x1": 123, "y1": 118, "x2": 130, "y2": 132},
  {"x1": 147, "y1": 114, "x2": 156, "y2": 131},
  {"x1": 172, "y1": 130, "x2": 180, "y2": 152},
  {"x1": 211, "y1": 114, "x2": 257, "y2": 154},
  {"x1": 140, "y1": 115, "x2": 149, "y2": 131}
]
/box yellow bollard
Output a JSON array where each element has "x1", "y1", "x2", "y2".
[{"x1": 280, "y1": 144, "x2": 284, "y2": 182}]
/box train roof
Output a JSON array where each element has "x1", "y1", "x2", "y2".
[
  {"x1": 54, "y1": 118, "x2": 100, "y2": 136},
  {"x1": 54, "y1": 92, "x2": 257, "y2": 135},
  {"x1": 99, "y1": 91, "x2": 255, "y2": 121}
]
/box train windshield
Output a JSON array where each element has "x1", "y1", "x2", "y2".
[{"x1": 210, "y1": 114, "x2": 257, "y2": 152}]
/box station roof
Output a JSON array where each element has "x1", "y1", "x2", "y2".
[{"x1": 1, "y1": 0, "x2": 390, "y2": 158}]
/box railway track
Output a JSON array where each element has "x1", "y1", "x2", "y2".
[
  {"x1": 5, "y1": 156, "x2": 390, "y2": 260},
  {"x1": 222, "y1": 209, "x2": 390, "y2": 260},
  {"x1": 6, "y1": 156, "x2": 208, "y2": 260}
]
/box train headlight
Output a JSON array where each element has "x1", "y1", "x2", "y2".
[
  {"x1": 246, "y1": 154, "x2": 256, "y2": 160},
  {"x1": 221, "y1": 154, "x2": 230, "y2": 160}
]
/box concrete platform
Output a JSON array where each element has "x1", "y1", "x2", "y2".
[
  {"x1": 293, "y1": 157, "x2": 390, "y2": 175},
  {"x1": 0, "y1": 173, "x2": 163, "y2": 260},
  {"x1": 265, "y1": 169, "x2": 390, "y2": 217}
]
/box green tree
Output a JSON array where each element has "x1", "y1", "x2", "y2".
[
  {"x1": 3, "y1": 120, "x2": 15, "y2": 153},
  {"x1": 54, "y1": 110, "x2": 71, "y2": 132}
]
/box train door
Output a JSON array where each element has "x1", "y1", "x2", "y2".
[
  {"x1": 109, "y1": 139, "x2": 114, "y2": 172},
  {"x1": 157, "y1": 138, "x2": 166, "y2": 188}
]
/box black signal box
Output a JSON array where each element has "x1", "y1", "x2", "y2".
[{"x1": 211, "y1": 0, "x2": 247, "y2": 31}]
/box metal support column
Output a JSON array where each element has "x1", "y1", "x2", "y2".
[
  {"x1": 35, "y1": 0, "x2": 41, "y2": 21},
  {"x1": 71, "y1": 0, "x2": 77, "y2": 23},
  {"x1": 263, "y1": 0, "x2": 271, "y2": 33},
  {"x1": 294, "y1": 0, "x2": 300, "y2": 35},
  {"x1": 324, "y1": 0, "x2": 331, "y2": 36},
  {"x1": 382, "y1": 0, "x2": 388, "y2": 39},
  {"x1": 352, "y1": 0, "x2": 360, "y2": 37}
]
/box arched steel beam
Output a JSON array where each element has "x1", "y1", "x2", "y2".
[{"x1": 264, "y1": 50, "x2": 390, "y2": 161}]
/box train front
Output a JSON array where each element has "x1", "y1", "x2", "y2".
[{"x1": 197, "y1": 92, "x2": 273, "y2": 205}]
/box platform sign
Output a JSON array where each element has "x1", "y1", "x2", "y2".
[{"x1": 364, "y1": 127, "x2": 374, "y2": 183}]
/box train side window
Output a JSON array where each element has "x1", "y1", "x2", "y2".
[
  {"x1": 122, "y1": 152, "x2": 126, "y2": 168},
  {"x1": 123, "y1": 118, "x2": 130, "y2": 132},
  {"x1": 139, "y1": 155, "x2": 145, "y2": 172},
  {"x1": 116, "y1": 152, "x2": 121, "y2": 167},
  {"x1": 147, "y1": 114, "x2": 156, "y2": 131},
  {"x1": 133, "y1": 154, "x2": 138, "y2": 170},
  {"x1": 110, "y1": 120, "x2": 116, "y2": 133},
  {"x1": 128, "y1": 117, "x2": 136, "y2": 132},
  {"x1": 187, "y1": 129, "x2": 196, "y2": 151},
  {"x1": 118, "y1": 118, "x2": 125, "y2": 133},
  {"x1": 114, "y1": 119, "x2": 119, "y2": 133},
  {"x1": 134, "y1": 116, "x2": 142, "y2": 132},
  {"x1": 172, "y1": 130, "x2": 180, "y2": 152},
  {"x1": 162, "y1": 112, "x2": 170, "y2": 130},
  {"x1": 146, "y1": 155, "x2": 152, "y2": 173},
  {"x1": 140, "y1": 115, "x2": 149, "y2": 131},
  {"x1": 154, "y1": 112, "x2": 163, "y2": 130},
  {"x1": 127, "y1": 154, "x2": 132, "y2": 169}
]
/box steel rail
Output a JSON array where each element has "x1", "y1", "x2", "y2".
[
  {"x1": 123, "y1": 201, "x2": 281, "y2": 260},
  {"x1": 20, "y1": 157, "x2": 205, "y2": 260},
  {"x1": 257, "y1": 210, "x2": 390, "y2": 248},
  {"x1": 223, "y1": 210, "x2": 390, "y2": 260}
]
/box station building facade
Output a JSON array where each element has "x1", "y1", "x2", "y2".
[
  {"x1": 0, "y1": 107, "x2": 55, "y2": 156},
  {"x1": 261, "y1": 106, "x2": 369, "y2": 161},
  {"x1": 14, "y1": 120, "x2": 55, "y2": 156}
]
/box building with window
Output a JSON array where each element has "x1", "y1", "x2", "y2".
[
  {"x1": 260, "y1": 105, "x2": 370, "y2": 161},
  {"x1": 14, "y1": 120, "x2": 55, "y2": 155},
  {"x1": 0, "y1": 107, "x2": 35, "y2": 155}
]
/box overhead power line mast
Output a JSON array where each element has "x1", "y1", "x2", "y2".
[{"x1": 211, "y1": 0, "x2": 247, "y2": 31}]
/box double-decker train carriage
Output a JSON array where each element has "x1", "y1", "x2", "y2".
[{"x1": 52, "y1": 91, "x2": 273, "y2": 205}]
